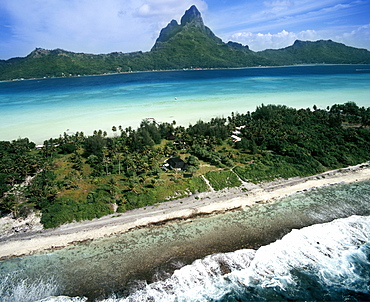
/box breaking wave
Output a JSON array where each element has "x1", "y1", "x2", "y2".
[
  {"x1": 0, "y1": 274, "x2": 60, "y2": 302},
  {"x1": 34, "y1": 215, "x2": 370, "y2": 302}
]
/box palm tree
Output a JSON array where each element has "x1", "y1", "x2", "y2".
[
  {"x1": 108, "y1": 177, "x2": 118, "y2": 200},
  {"x1": 0, "y1": 195, "x2": 17, "y2": 216},
  {"x1": 112, "y1": 126, "x2": 117, "y2": 137},
  {"x1": 102, "y1": 147, "x2": 110, "y2": 175},
  {"x1": 116, "y1": 153, "x2": 123, "y2": 175},
  {"x1": 113, "y1": 139, "x2": 127, "y2": 175}
]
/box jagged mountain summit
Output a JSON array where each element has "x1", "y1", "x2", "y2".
[
  {"x1": 152, "y1": 5, "x2": 220, "y2": 50},
  {"x1": 149, "y1": 5, "x2": 265, "y2": 69},
  {"x1": 181, "y1": 5, "x2": 204, "y2": 26},
  {"x1": 1, "y1": 5, "x2": 370, "y2": 80}
]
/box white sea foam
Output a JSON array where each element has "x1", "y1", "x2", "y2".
[
  {"x1": 91, "y1": 215, "x2": 369, "y2": 302},
  {"x1": 0, "y1": 274, "x2": 60, "y2": 302},
  {"x1": 6, "y1": 215, "x2": 368, "y2": 301},
  {"x1": 122, "y1": 249, "x2": 256, "y2": 302},
  {"x1": 37, "y1": 297, "x2": 87, "y2": 302},
  {"x1": 232, "y1": 215, "x2": 370, "y2": 292},
  {"x1": 1, "y1": 210, "x2": 369, "y2": 301}
]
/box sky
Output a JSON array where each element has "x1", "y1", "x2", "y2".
[{"x1": 0, "y1": 0, "x2": 369, "y2": 60}]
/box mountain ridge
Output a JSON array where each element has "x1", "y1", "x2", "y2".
[
  {"x1": 1, "y1": 5, "x2": 370, "y2": 80},
  {"x1": 152, "y1": 5, "x2": 221, "y2": 51}
]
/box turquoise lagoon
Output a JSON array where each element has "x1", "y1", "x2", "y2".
[{"x1": 0, "y1": 65, "x2": 369, "y2": 143}]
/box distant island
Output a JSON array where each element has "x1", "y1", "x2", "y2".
[{"x1": 1, "y1": 5, "x2": 370, "y2": 81}]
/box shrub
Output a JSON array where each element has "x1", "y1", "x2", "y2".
[
  {"x1": 59, "y1": 143, "x2": 77, "y2": 154},
  {"x1": 41, "y1": 196, "x2": 113, "y2": 228}
]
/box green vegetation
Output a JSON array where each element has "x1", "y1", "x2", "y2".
[
  {"x1": 1, "y1": 6, "x2": 370, "y2": 81},
  {"x1": 259, "y1": 40, "x2": 370, "y2": 65},
  {"x1": 1, "y1": 102, "x2": 370, "y2": 228},
  {"x1": 205, "y1": 171, "x2": 242, "y2": 191},
  {"x1": 40, "y1": 195, "x2": 113, "y2": 229}
]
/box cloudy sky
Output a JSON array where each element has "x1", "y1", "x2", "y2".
[{"x1": 1, "y1": 0, "x2": 369, "y2": 59}]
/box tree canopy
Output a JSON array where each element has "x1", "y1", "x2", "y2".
[{"x1": 1, "y1": 102, "x2": 369, "y2": 227}]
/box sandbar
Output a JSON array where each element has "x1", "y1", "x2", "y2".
[{"x1": 1, "y1": 162, "x2": 369, "y2": 260}]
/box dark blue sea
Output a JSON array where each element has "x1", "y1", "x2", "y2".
[{"x1": 1, "y1": 180, "x2": 370, "y2": 301}]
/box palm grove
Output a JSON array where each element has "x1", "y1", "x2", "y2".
[{"x1": 1, "y1": 102, "x2": 370, "y2": 228}]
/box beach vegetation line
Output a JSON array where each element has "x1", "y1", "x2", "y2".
[{"x1": 0, "y1": 102, "x2": 370, "y2": 228}]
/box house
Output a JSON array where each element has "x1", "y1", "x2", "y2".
[
  {"x1": 165, "y1": 157, "x2": 188, "y2": 171},
  {"x1": 165, "y1": 133, "x2": 176, "y2": 140},
  {"x1": 231, "y1": 125, "x2": 245, "y2": 143},
  {"x1": 231, "y1": 135, "x2": 242, "y2": 143}
]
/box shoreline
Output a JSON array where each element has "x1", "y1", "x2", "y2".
[
  {"x1": 2, "y1": 64, "x2": 369, "y2": 144},
  {"x1": 0, "y1": 63, "x2": 355, "y2": 83},
  {"x1": 1, "y1": 162, "x2": 370, "y2": 260}
]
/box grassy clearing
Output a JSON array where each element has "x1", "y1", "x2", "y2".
[
  {"x1": 205, "y1": 170, "x2": 242, "y2": 191},
  {"x1": 118, "y1": 175, "x2": 209, "y2": 212},
  {"x1": 233, "y1": 154, "x2": 322, "y2": 183}
]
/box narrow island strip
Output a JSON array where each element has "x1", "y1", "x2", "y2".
[{"x1": 1, "y1": 162, "x2": 369, "y2": 260}]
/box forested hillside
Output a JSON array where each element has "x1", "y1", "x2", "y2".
[
  {"x1": 259, "y1": 40, "x2": 370, "y2": 65},
  {"x1": 1, "y1": 102, "x2": 369, "y2": 228},
  {"x1": 1, "y1": 6, "x2": 370, "y2": 81}
]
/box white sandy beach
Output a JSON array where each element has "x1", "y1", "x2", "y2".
[
  {"x1": 0, "y1": 162, "x2": 369, "y2": 260},
  {"x1": 2, "y1": 66, "x2": 370, "y2": 144}
]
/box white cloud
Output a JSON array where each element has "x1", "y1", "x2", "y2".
[
  {"x1": 1, "y1": 0, "x2": 207, "y2": 57},
  {"x1": 340, "y1": 23, "x2": 370, "y2": 49},
  {"x1": 1, "y1": 0, "x2": 369, "y2": 59},
  {"x1": 3, "y1": 0, "x2": 141, "y2": 54},
  {"x1": 134, "y1": 0, "x2": 208, "y2": 41},
  {"x1": 231, "y1": 29, "x2": 322, "y2": 51},
  {"x1": 263, "y1": 0, "x2": 294, "y2": 13},
  {"x1": 136, "y1": 0, "x2": 208, "y2": 19},
  {"x1": 230, "y1": 23, "x2": 370, "y2": 51},
  {"x1": 234, "y1": 0, "x2": 357, "y2": 35}
]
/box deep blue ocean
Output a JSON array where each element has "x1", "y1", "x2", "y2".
[{"x1": 0, "y1": 65, "x2": 370, "y2": 301}]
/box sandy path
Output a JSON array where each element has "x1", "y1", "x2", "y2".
[{"x1": 1, "y1": 162, "x2": 369, "y2": 259}]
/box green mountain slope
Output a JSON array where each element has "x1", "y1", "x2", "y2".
[
  {"x1": 146, "y1": 6, "x2": 268, "y2": 70},
  {"x1": 147, "y1": 5, "x2": 270, "y2": 69},
  {"x1": 0, "y1": 48, "x2": 147, "y2": 80},
  {"x1": 1, "y1": 5, "x2": 370, "y2": 81},
  {"x1": 259, "y1": 39, "x2": 370, "y2": 65}
]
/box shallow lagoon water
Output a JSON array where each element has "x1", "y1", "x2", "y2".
[{"x1": 1, "y1": 65, "x2": 370, "y2": 143}]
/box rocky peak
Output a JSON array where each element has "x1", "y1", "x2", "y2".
[
  {"x1": 227, "y1": 41, "x2": 250, "y2": 51},
  {"x1": 28, "y1": 48, "x2": 50, "y2": 58},
  {"x1": 155, "y1": 19, "x2": 181, "y2": 44},
  {"x1": 151, "y1": 5, "x2": 209, "y2": 50},
  {"x1": 180, "y1": 5, "x2": 204, "y2": 27}
]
